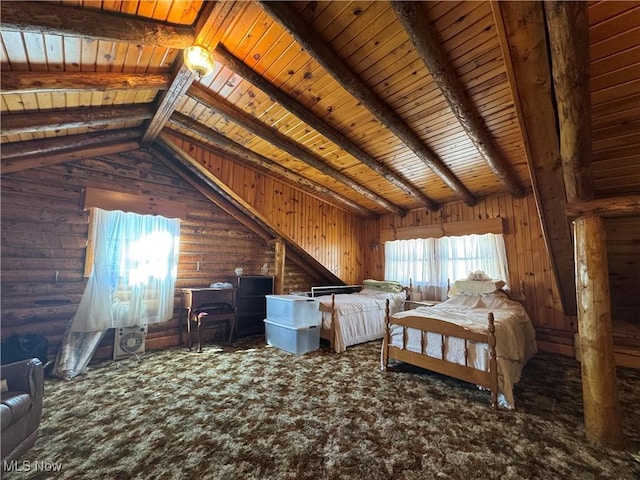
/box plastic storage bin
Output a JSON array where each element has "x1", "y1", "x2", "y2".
[
  {"x1": 265, "y1": 295, "x2": 321, "y2": 327},
  {"x1": 264, "y1": 319, "x2": 320, "y2": 355}
]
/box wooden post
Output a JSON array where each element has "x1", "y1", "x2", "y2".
[
  {"x1": 544, "y1": 1, "x2": 624, "y2": 449},
  {"x1": 574, "y1": 215, "x2": 625, "y2": 449},
  {"x1": 544, "y1": 1, "x2": 593, "y2": 202},
  {"x1": 273, "y1": 238, "x2": 285, "y2": 295}
]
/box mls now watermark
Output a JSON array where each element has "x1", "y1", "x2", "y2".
[{"x1": 3, "y1": 459, "x2": 62, "y2": 473}]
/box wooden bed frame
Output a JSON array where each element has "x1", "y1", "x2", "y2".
[
  {"x1": 311, "y1": 282, "x2": 411, "y2": 352},
  {"x1": 381, "y1": 300, "x2": 499, "y2": 409},
  {"x1": 380, "y1": 281, "x2": 527, "y2": 409}
]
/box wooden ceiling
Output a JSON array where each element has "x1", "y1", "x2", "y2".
[{"x1": 1, "y1": 1, "x2": 639, "y2": 309}]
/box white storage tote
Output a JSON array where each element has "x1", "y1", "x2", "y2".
[
  {"x1": 264, "y1": 319, "x2": 320, "y2": 355},
  {"x1": 265, "y1": 295, "x2": 321, "y2": 327}
]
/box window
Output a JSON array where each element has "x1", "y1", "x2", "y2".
[
  {"x1": 54, "y1": 204, "x2": 182, "y2": 380},
  {"x1": 384, "y1": 233, "x2": 509, "y2": 301},
  {"x1": 78, "y1": 208, "x2": 181, "y2": 331}
]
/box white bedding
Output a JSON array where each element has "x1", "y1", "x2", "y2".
[
  {"x1": 317, "y1": 288, "x2": 406, "y2": 353},
  {"x1": 385, "y1": 292, "x2": 537, "y2": 409}
]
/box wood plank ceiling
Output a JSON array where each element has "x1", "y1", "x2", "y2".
[{"x1": 1, "y1": 1, "x2": 639, "y2": 311}]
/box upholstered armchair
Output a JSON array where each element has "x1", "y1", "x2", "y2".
[{"x1": 1, "y1": 358, "x2": 44, "y2": 464}]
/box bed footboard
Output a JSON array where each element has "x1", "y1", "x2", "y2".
[
  {"x1": 319, "y1": 294, "x2": 336, "y2": 351},
  {"x1": 382, "y1": 299, "x2": 499, "y2": 409}
]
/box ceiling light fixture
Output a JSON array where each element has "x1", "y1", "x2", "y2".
[{"x1": 183, "y1": 45, "x2": 215, "y2": 78}]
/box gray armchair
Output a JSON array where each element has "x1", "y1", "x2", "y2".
[{"x1": 1, "y1": 358, "x2": 44, "y2": 464}]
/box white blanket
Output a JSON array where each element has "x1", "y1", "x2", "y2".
[
  {"x1": 317, "y1": 289, "x2": 406, "y2": 353},
  {"x1": 386, "y1": 293, "x2": 537, "y2": 408}
]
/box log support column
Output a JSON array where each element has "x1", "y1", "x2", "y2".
[
  {"x1": 273, "y1": 238, "x2": 286, "y2": 295},
  {"x1": 574, "y1": 215, "x2": 624, "y2": 449}
]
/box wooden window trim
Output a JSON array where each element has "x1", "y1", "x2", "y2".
[
  {"x1": 380, "y1": 218, "x2": 506, "y2": 243},
  {"x1": 82, "y1": 187, "x2": 187, "y2": 220},
  {"x1": 82, "y1": 187, "x2": 186, "y2": 277}
]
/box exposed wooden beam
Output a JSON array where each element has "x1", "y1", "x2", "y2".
[
  {"x1": 492, "y1": 1, "x2": 576, "y2": 314},
  {"x1": 391, "y1": 1, "x2": 525, "y2": 198},
  {"x1": 273, "y1": 239, "x2": 286, "y2": 295},
  {"x1": 0, "y1": 128, "x2": 143, "y2": 160},
  {"x1": 187, "y1": 85, "x2": 406, "y2": 216},
  {"x1": 544, "y1": 1, "x2": 594, "y2": 203},
  {"x1": 0, "y1": 71, "x2": 170, "y2": 94},
  {"x1": 141, "y1": 1, "x2": 231, "y2": 147},
  {"x1": 165, "y1": 116, "x2": 377, "y2": 219},
  {"x1": 141, "y1": 64, "x2": 196, "y2": 147},
  {"x1": 150, "y1": 137, "x2": 344, "y2": 286},
  {"x1": 0, "y1": 104, "x2": 154, "y2": 136},
  {"x1": 566, "y1": 195, "x2": 640, "y2": 219},
  {"x1": 0, "y1": 1, "x2": 194, "y2": 48},
  {"x1": 212, "y1": 45, "x2": 440, "y2": 211},
  {"x1": 260, "y1": 1, "x2": 475, "y2": 206},
  {"x1": 1, "y1": 141, "x2": 140, "y2": 174}
]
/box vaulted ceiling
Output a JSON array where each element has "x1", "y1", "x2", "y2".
[{"x1": 1, "y1": 1, "x2": 639, "y2": 313}]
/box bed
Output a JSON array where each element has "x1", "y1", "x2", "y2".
[
  {"x1": 381, "y1": 280, "x2": 537, "y2": 409},
  {"x1": 312, "y1": 279, "x2": 409, "y2": 353}
]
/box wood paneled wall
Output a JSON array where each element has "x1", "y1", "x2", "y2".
[
  {"x1": 363, "y1": 192, "x2": 639, "y2": 358},
  {"x1": 606, "y1": 216, "x2": 640, "y2": 326},
  {"x1": 171, "y1": 136, "x2": 365, "y2": 285},
  {"x1": 364, "y1": 193, "x2": 569, "y2": 321},
  {"x1": 0, "y1": 151, "x2": 325, "y2": 360}
]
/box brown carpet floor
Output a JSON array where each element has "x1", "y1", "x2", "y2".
[{"x1": 4, "y1": 336, "x2": 639, "y2": 479}]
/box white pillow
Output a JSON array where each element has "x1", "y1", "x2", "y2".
[{"x1": 449, "y1": 279, "x2": 506, "y2": 297}]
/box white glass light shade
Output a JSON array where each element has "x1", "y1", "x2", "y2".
[{"x1": 183, "y1": 45, "x2": 215, "y2": 77}]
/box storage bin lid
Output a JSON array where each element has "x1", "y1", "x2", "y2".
[{"x1": 265, "y1": 295, "x2": 317, "y2": 303}]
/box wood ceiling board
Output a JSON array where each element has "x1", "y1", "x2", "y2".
[
  {"x1": 590, "y1": 27, "x2": 640, "y2": 61},
  {"x1": 592, "y1": 78, "x2": 640, "y2": 105},
  {"x1": 592, "y1": 106, "x2": 640, "y2": 131},
  {"x1": 229, "y1": 11, "x2": 277, "y2": 63},
  {"x1": 1, "y1": 31, "x2": 29, "y2": 71},
  {"x1": 240, "y1": 18, "x2": 293, "y2": 71},
  {"x1": 588, "y1": 1, "x2": 639, "y2": 25},
  {"x1": 589, "y1": 5, "x2": 640, "y2": 44},
  {"x1": 203, "y1": 65, "x2": 245, "y2": 101},
  {"x1": 195, "y1": 1, "x2": 246, "y2": 49},
  {"x1": 302, "y1": 1, "x2": 357, "y2": 39},
  {"x1": 329, "y1": 4, "x2": 403, "y2": 63},
  {"x1": 221, "y1": 2, "x2": 270, "y2": 57},
  {"x1": 591, "y1": 47, "x2": 640, "y2": 78},
  {"x1": 593, "y1": 93, "x2": 640, "y2": 120},
  {"x1": 592, "y1": 63, "x2": 640, "y2": 93},
  {"x1": 594, "y1": 178, "x2": 640, "y2": 198}
]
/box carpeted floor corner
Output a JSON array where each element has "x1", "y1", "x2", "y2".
[{"x1": 4, "y1": 336, "x2": 639, "y2": 479}]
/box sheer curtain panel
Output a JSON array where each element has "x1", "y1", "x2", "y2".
[
  {"x1": 385, "y1": 233, "x2": 509, "y2": 301},
  {"x1": 54, "y1": 208, "x2": 180, "y2": 379}
]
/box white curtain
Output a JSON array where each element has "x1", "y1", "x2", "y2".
[
  {"x1": 54, "y1": 208, "x2": 180, "y2": 379},
  {"x1": 384, "y1": 233, "x2": 509, "y2": 301}
]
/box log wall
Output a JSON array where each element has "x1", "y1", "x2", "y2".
[
  {"x1": 2, "y1": 145, "x2": 636, "y2": 364},
  {"x1": 0, "y1": 151, "x2": 326, "y2": 361}
]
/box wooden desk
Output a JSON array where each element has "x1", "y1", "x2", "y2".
[{"x1": 181, "y1": 288, "x2": 237, "y2": 352}]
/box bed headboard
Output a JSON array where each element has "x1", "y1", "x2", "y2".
[{"x1": 310, "y1": 285, "x2": 363, "y2": 297}]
